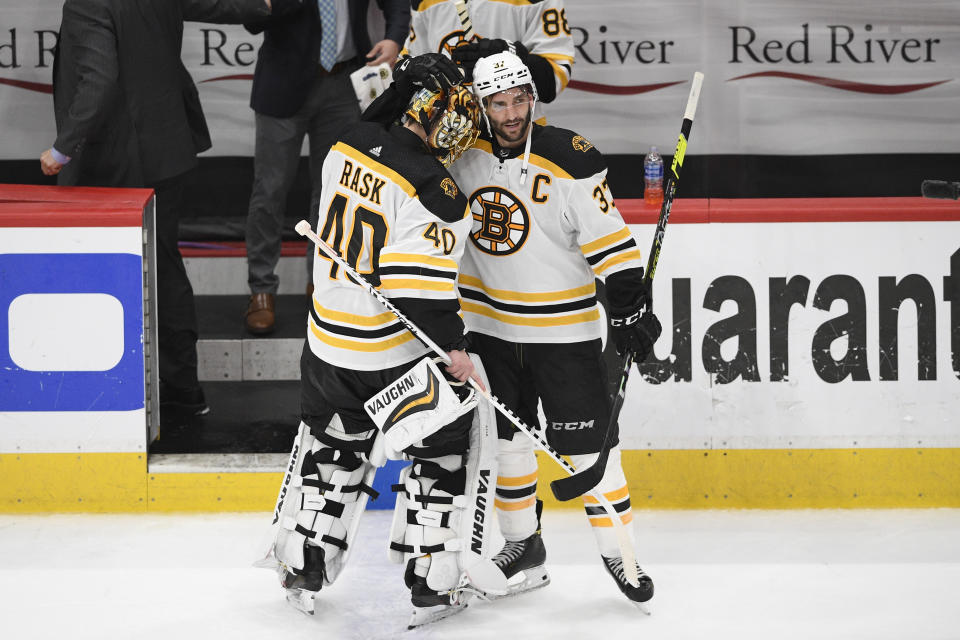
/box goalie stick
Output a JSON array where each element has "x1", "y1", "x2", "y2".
[
  {"x1": 549, "y1": 71, "x2": 705, "y2": 503},
  {"x1": 453, "y1": 0, "x2": 476, "y2": 41},
  {"x1": 294, "y1": 220, "x2": 641, "y2": 587}
]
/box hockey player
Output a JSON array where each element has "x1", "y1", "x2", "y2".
[
  {"x1": 401, "y1": 0, "x2": 574, "y2": 106},
  {"x1": 447, "y1": 51, "x2": 663, "y2": 606},
  {"x1": 260, "y1": 56, "x2": 499, "y2": 627}
]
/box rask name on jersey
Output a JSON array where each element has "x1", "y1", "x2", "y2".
[
  {"x1": 338, "y1": 160, "x2": 387, "y2": 205},
  {"x1": 307, "y1": 122, "x2": 471, "y2": 371}
]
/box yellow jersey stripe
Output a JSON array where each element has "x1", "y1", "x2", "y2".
[
  {"x1": 331, "y1": 142, "x2": 416, "y2": 198},
  {"x1": 313, "y1": 300, "x2": 397, "y2": 327},
  {"x1": 462, "y1": 300, "x2": 600, "y2": 327},
  {"x1": 495, "y1": 496, "x2": 537, "y2": 511},
  {"x1": 310, "y1": 317, "x2": 416, "y2": 351},
  {"x1": 581, "y1": 227, "x2": 634, "y2": 255},
  {"x1": 526, "y1": 153, "x2": 573, "y2": 180},
  {"x1": 379, "y1": 278, "x2": 456, "y2": 292},
  {"x1": 497, "y1": 471, "x2": 539, "y2": 487},
  {"x1": 459, "y1": 274, "x2": 595, "y2": 303},
  {"x1": 588, "y1": 512, "x2": 635, "y2": 527},
  {"x1": 414, "y1": 0, "x2": 447, "y2": 11},
  {"x1": 582, "y1": 485, "x2": 630, "y2": 504},
  {"x1": 540, "y1": 52, "x2": 576, "y2": 64},
  {"x1": 546, "y1": 58, "x2": 571, "y2": 90},
  {"x1": 488, "y1": 0, "x2": 539, "y2": 6},
  {"x1": 592, "y1": 249, "x2": 644, "y2": 275},
  {"x1": 472, "y1": 139, "x2": 494, "y2": 154},
  {"x1": 380, "y1": 252, "x2": 459, "y2": 271},
  {"x1": 469, "y1": 142, "x2": 574, "y2": 182}
]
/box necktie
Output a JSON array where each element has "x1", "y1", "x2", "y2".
[{"x1": 317, "y1": 0, "x2": 338, "y2": 71}]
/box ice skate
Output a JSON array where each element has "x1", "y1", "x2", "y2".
[
  {"x1": 489, "y1": 531, "x2": 550, "y2": 598},
  {"x1": 406, "y1": 573, "x2": 469, "y2": 629},
  {"x1": 283, "y1": 587, "x2": 318, "y2": 615},
  {"x1": 278, "y1": 546, "x2": 326, "y2": 616},
  {"x1": 602, "y1": 555, "x2": 653, "y2": 614}
]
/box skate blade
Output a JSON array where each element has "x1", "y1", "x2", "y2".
[
  {"x1": 284, "y1": 588, "x2": 317, "y2": 616},
  {"x1": 487, "y1": 565, "x2": 550, "y2": 600},
  {"x1": 407, "y1": 602, "x2": 468, "y2": 629},
  {"x1": 633, "y1": 601, "x2": 652, "y2": 616}
]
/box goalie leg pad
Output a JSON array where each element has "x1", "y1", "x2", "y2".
[
  {"x1": 390, "y1": 455, "x2": 466, "y2": 593},
  {"x1": 389, "y1": 353, "x2": 499, "y2": 598},
  {"x1": 273, "y1": 417, "x2": 380, "y2": 590}
]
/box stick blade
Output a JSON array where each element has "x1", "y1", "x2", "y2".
[{"x1": 549, "y1": 462, "x2": 604, "y2": 501}]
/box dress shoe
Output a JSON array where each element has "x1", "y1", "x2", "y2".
[
  {"x1": 245, "y1": 292, "x2": 276, "y2": 334},
  {"x1": 159, "y1": 380, "x2": 210, "y2": 416}
]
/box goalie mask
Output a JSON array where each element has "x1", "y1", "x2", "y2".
[{"x1": 406, "y1": 85, "x2": 481, "y2": 167}]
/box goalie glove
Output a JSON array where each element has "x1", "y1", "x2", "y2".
[{"x1": 451, "y1": 39, "x2": 529, "y2": 80}]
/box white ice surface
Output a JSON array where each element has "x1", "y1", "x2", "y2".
[{"x1": 2, "y1": 509, "x2": 959, "y2": 640}]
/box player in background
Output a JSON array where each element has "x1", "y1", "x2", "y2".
[
  {"x1": 260, "y1": 56, "x2": 495, "y2": 628},
  {"x1": 401, "y1": 0, "x2": 574, "y2": 108},
  {"x1": 448, "y1": 51, "x2": 662, "y2": 606}
]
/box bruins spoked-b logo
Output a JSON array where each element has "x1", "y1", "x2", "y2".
[
  {"x1": 440, "y1": 177, "x2": 458, "y2": 198},
  {"x1": 572, "y1": 135, "x2": 594, "y2": 152},
  {"x1": 469, "y1": 187, "x2": 530, "y2": 256},
  {"x1": 440, "y1": 30, "x2": 480, "y2": 55}
]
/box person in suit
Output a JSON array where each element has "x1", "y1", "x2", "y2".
[
  {"x1": 40, "y1": 0, "x2": 293, "y2": 417},
  {"x1": 242, "y1": 0, "x2": 410, "y2": 335}
]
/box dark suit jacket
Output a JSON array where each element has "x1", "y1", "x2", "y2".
[
  {"x1": 53, "y1": 0, "x2": 273, "y2": 187},
  {"x1": 246, "y1": 0, "x2": 409, "y2": 119}
]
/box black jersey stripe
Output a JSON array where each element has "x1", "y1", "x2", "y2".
[
  {"x1": 459, "y1": 287, "x2": 597, "y2": 315},
  {"x1": 496, "y1": 485, "x2": 538, "y2": 500},
  {"x1": 584, "y1": 239, "x2": 638, "y2": 266},
  {"x1": 309, "y1": 307, "x2": 406, "y2": 339},
  {"x1": 378, "y1": 265, "x2": 457, "y2": 280},
  {"x1": 584, "y1": 498, "x2": 632, "y2": 516}
]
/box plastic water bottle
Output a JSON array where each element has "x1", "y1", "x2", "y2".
[{"x1": 644, "y1": 146, "x2": 663, "y2": 208}]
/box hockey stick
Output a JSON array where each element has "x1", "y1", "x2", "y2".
[
  {"x1": 549, "y1": 71, "x2": 705, "y2": 503},
  {"x1": 453, "y1": 0, "x2": 476, "y2": 41},
  {"x1": 294, "y1": 220, "x2": 641, "y2": 586}
]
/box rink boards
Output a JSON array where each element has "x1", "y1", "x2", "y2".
[{"x1": 1, "y1": 195, "x2": 959, "y2": 512}]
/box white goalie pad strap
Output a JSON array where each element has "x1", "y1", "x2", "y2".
[
  {"x1": 271, "y1": 418, "x2": 379, "y2": 588},
  {"x1": 388, "y1": 459, "x2": 464, "y2": 585},
  {"x1": 364, "y1": 356, "x2": 478, "y2": 454},
  {"x1": 387, "y1": 354, "x2": 499, "y2": 593},
  {"x1": 408, "y1": 506, "x2": 450, "y2": 528}
]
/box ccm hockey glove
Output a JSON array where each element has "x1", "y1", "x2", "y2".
[
  {"x1": 610, "y1": 309, "x2": 662, "y2": 362},
  {"x1": 608, "y1": 278, "x2": 662, "y2": 364},
  {"x1": 393, "y1": 53, "x2": 463, "y2": 95}
]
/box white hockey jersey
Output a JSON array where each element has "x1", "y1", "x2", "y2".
[
  {"x1": 308, "y1": 122, "x2": 472, "y2": 370},
  {"x1": 449, "y1": 125, "x2": 644, "y2": 344},
  {"x1": 402, "y1": 0, "x2": 574, "y2": 98}
]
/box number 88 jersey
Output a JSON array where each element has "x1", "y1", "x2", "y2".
[{"x1": 308, "y1": 122, "x2": 472, "y2": 371}]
